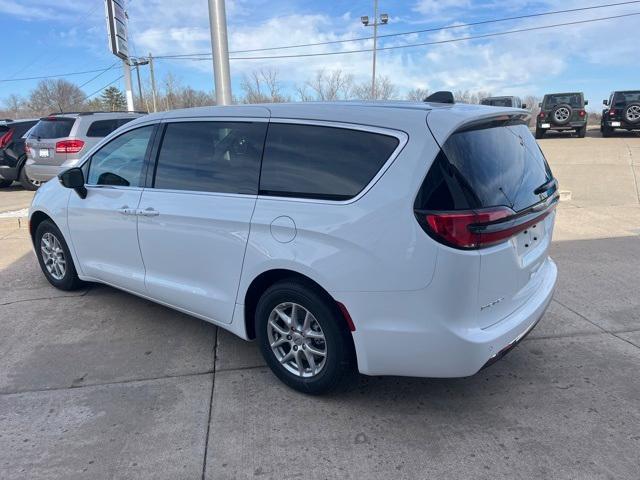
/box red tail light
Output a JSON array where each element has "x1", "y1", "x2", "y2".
[
  {"x1": 55, "y1": 139, "x2": 84, "y2": 154},
  {"x1": 417, "y1": 206, "x2": 554, "y2": 250},
  {"x1": 578, "y1": 110, "x2": 586, "y2": 117},
  {"x1": 538, "y1": 112, "x2": 545, "y2": 119},
  {"x1": 609, "y1": 109, "x2": 616, "y2": 116},
  {"x1": 0, "y1": 128, "x2": 14, "y2": 148}
]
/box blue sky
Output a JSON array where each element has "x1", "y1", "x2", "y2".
[{"x1": 1, "y1": 0, "x2": 639, "y2": 110}]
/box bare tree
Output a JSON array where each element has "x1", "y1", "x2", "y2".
[
  {"x1": 352, "y1": 76, "x2": 398, "y2": 100},
  {"x1": 523, "y1": 94, "x2": 541, "y2": 126},
  {"x1": 240, "y1": 69, "x2": 288, "y2": 103},
  {"x1": 453, "y1": 89, "x2": 492, "y2": 104},
  {"x1": 28, "y1": 79, "x2": 86, "y2": 115},
  {"x1": 406, "y1": 88, "x2": 430, "y2": 102},
  {"x1": 2, "y1": 94, "x2": 26, "y2": 119},
  {"x1": 301, "y1": 69, "x2": 354, "y2": 101}
]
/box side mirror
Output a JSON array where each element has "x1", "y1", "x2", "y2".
[
  {"x1": 522, "y1": 104, "x2": 527, "y2": 109},
  {"x1": 538, "y1": 102, "x2": 542, "y2": 107},
  {"x1": 584, "y1": 100, "x2": 589, "y2": 105},
  {"x1": 58, "y1": 167, "x2": 87, "y2": 199},
  {"x1": 603, "y1": 99, "x2": 609, "y2": 106}
]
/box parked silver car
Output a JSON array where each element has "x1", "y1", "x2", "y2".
[{"x1": 25, "y1": 111, "x2": 144, "y2": 184}]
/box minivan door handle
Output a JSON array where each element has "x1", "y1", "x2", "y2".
[
  {"x1": 117, "y1": 206, "x2": 136, "y2": 215},
  {"x1": 137, "y1": 207, "x2": 159, "y2": 217}
]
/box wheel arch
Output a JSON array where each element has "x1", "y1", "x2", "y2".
[
  {"x1": 242, "y1": 268, "x2": 354, "y2": 343},
  {"x1": 29, "y1": 210, "x2": 54, "y2": 244}
]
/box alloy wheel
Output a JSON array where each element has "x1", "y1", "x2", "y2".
[
  {"x1": 41, "y1": 232, "x2": 66, "y2": 280},
  {"x1": 626, "y1": 105, "x2": 640, "y2": 123},
  {"x1": 554, "y1": 107, "x2": 570, "y2": 123},
  {"x1": 267, "y1": 302, "x2": 327, "y2": 378}
]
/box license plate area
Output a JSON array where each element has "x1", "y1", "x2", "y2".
[
  {"x1": 540, "y1": 123, "x2": 551, "y2": 129},
  {"x1": 39, "y1": 148, "x2": 50, "y2": 158},
  {"x1": 611, "y1": 121, "x2": 621, "y2": 127},
  {"x1": 514, "y1": 218, "x2": 546, "y2": 259}
]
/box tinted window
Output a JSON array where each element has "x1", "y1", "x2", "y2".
[
  {"x1": 87, "y1": 125, "x2": 154, "y2": 187},
  {"x1": 613, "y1": 91, "x2": 640, "y2": 105},
  {"x1": 153, "y1": 121, "x2": 267, "y2": 194},
  {"x1": 31, "y1": 118, "x2": 75, "y2": 139},
  {"x1": 543, "y1": 94, "x2": 583, "y2": 109},
  {"x1": 13, "y1": 121, "x2": 38, "y2": 138},
  {"x1": 260, "y1": 124, "x2": 399, "y2": 200},
  {"x1": 415, "y1": 121, "x2": 553, "y2": 212},
  {"x1": 86, "y1": 118, "x2": 135, "y2": 137},
  {"x1": 482, "y1": 98, "x2": 513, "y2": 107}
]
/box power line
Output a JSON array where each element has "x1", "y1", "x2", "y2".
[
  {"x1": 155, "y1": 0, "x2": 640, "y2": 58},
  {"x1": 0, "y1": 66, "x2": 116, "y2": 83},
  {"x1": 156, "y1": 11, "x2": 640, "y2": 61},
  {"x1": 82, "y1": 75, "x2": 124, "y2": 101},
  {"x1": 77, "y1": 63, "x2": 119, "y2": 89}
]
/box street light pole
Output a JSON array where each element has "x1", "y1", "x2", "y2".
[
  {"x1": 207, "y1": 0, "x2": 233, "y2": 105},
  {"x1": 361, "y1": 2, "x2": 389, "y2": 100}
]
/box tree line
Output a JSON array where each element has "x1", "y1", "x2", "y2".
[{"x1": 2, "y1": 68, "x2": 600, "y2": 125}]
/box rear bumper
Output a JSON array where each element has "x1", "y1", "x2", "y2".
[
  {"x1": 605, "y1": 120, "x2": 640, "y2": 130},
  {"x1": 339, "y1": 257, "x2": 557, "y2": 378},
  {"x1": 24, "y1": 161, "x2": 63, "y2": 182},
  {"x1": 538, "y1": 122, "x2": 586, "y2": 130},
  {"x1": 0, "y1": 165, "x2": 19, "y2": 181}
]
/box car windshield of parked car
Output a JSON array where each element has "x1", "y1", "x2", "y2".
[
  {"x1": 543, "y1": 94, "x2": 582, "y2": 108},
  {"x1": 613, "y1": 91, "x2": 640, "y2": 105},
  {"x1": 87, "y1": 125, "x2": 154, "y2": 187},
  {"x1": 31, "y1": 117, "x2": 75, "y2": 139},
  {"x1": 482, "y1": 98, "x2": 512, "y2": 107}
]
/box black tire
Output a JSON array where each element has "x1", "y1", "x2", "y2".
[
  {"x1": 602, "y1": 125, "x2": 613, "y2": 137},
  {"x1": 0, "y1": 179, "x2": 12, "y2": 188},
  {"x1": 550, "y1": 104, "x2": 572, "y2": 126},
  {"x1": 624, "y1": 102, "x2": 640, "y2": 124},
  {"x1": 19, "y1": 164, "x2": 41, "y2": 191},
  {"x1": 34, "y1": 220, "x2": 84, "y2": 291},
  {"x1": 255, "y1": 279, "x2": 356, "y2": 395},
  {"x1": 535, "y1": 127, "x2": 545, "y2": 139},
  {"x1": 577, "y1": 125, "x2": 587, "y2": 138}
]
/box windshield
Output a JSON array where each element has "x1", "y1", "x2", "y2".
[
  {"x1": 31, "y1": 117, "x2": 75, "y2": 139},
  {"x1": 482, "y1": 98, "x2": 513, "y2": 107},
  {"x1": 543, "y1": 94, "x2": 583, "y2": 109},
  {"x1": 613, "y1": 91, "x2": 640, "y2": 105}
]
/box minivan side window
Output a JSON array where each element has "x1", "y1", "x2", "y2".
[
  {"x1": 87, "y1": 125, "x2": 154, "y2": 187},
  {"x1": 153, "y1": 121, "x2": 267, "y2": 195},
  {"x1": 86, "y1": 118, "x2": 135, "y2": 138},
  {"x1": 260, "y1": 123, "x2": 400, "y2": 200}
]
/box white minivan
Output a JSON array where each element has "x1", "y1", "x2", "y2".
[{"x1": 29, "y1": 101, "x2": 558, "y2": 394}]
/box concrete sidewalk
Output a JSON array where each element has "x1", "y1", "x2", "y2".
[{"x1": 1, "y1": 134, "x2": 639, "y2": 479}]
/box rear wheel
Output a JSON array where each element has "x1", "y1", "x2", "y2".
[
  {"x1": 602, "y1": 125, "x2": 613, "y2": 137},
  {"x1": 255, "y1": 280, "x2": 356, "y2": 394},
  {"x1": 35, "y1": 220, "x2": 84, "y2": 291},
  {"x1": 535, "y1": 127, "x2": 545, "y2": 139},
  {"x1": 19, "y1": 166, "x2": 41, "y2": 191},
  {"x1": 576, "y1": 125, "x2": 587, "y2": 138},
  {"x1": 0, "y1": 179, "x2": 12, "y2": 188}
]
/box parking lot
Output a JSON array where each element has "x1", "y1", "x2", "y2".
[{"x1": 1, "y1": 129, "x2": 639, "y2": 479}]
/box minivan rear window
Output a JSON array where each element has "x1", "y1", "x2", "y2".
[
  {"x1": 31, "y1": 118, "x2": 75, "y2": 139},
  {"x1": 86, "y1": 118, "x2": 135, "y2": 137},
  {"x1": 260, "y1": 124, "x2": 400, "y2": 200},
  {"x1": 415, "y1": 120, "x2": 553, "y2": 213}
]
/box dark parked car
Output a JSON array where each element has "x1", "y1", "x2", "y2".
[
  {"x1": 480, "y1": 96, "x2": 526, "y2": 108},
  {"x1": 536, "y1": 92, "x2": 588, "y2": 139},
  {"x1": 0, "y1": 119, "x2": 40, "y2": 189},
  {"x1": 601, "y1": 90, "x2": 640, "y2": 137}
]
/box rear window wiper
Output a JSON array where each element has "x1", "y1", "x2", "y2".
[{"x1": 534, "y1": 178, "x2": 557, "y2": 195}]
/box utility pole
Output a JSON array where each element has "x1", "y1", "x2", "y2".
[
  {"x1": 148, "y1": 53, "x2": 158, "y2": 112},
  {"x1": 130, "y1": 57, "x2": 149, "y2": 111},
  {"x1": 361, "y1": 2, "x2": 389, "y2": 100},
  {"x1": 122, "y1": 60, "x2": 135, "y2": 112},
  {"x1": 207, "y1": 0, "x2": 232, "y2": 105}
]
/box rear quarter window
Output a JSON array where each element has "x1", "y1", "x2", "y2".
[
  {"x1": 86, "y1": 118, "x2": 136, "y2": 137},
  {"x1": 31, "y1": 118, "x2": 75, "y2": 139},
  {"x1": 260, "y1": 123, "x2": 400, "y2": 200}
]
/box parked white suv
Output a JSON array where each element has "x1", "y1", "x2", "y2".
[{"x1": 29, "y1": 101, "x2": 558, "y2": 394}]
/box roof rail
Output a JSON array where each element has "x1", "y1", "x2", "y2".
[
  {"x1": 47, "y1": 110, "x2": 147, "y2": 116},
  {"x1": 424, "y1": 91, "x2": 455, "y2": 104}
]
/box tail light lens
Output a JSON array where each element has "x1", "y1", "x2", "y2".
[
  {"x1": 416, "y1": 206, "x2": 554, "y2": 250},
  {"x1": 578, "y1": 110, "x2": 586, "y2": 117},
  {"x1": 0, "y1": 128, "x2": 14, "y2": 148},
  {"x1": 538, "y1": 112, "x2": 545, "y2": 119},
  {"x1": 55, "y1": 139, "x2": 85, "y2": 154},
  {"x1": 609, "y1": 109, "x2": 616, "y2": 116}
]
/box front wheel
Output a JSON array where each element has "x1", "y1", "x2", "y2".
[
  {"x1": 255, "y1": 280, "x2": 356, "y2": 394},
  {"x1": 19, "y1": 165, "x2": 42, "y2": 191},
  {"x1": 35, "y1": 220, "x2": 84, "y2": 291}
]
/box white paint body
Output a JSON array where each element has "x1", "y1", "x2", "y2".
[{"x1": 29, "y1": 102, "x2": 557, "y2": 378}]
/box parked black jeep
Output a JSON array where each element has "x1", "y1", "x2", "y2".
[
  {"x1": 601, "y1": 90, "x2": 640, "y2": 137},
  {"x1": 535, "y1": 92, "x2": 588, "y2": 139}
]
